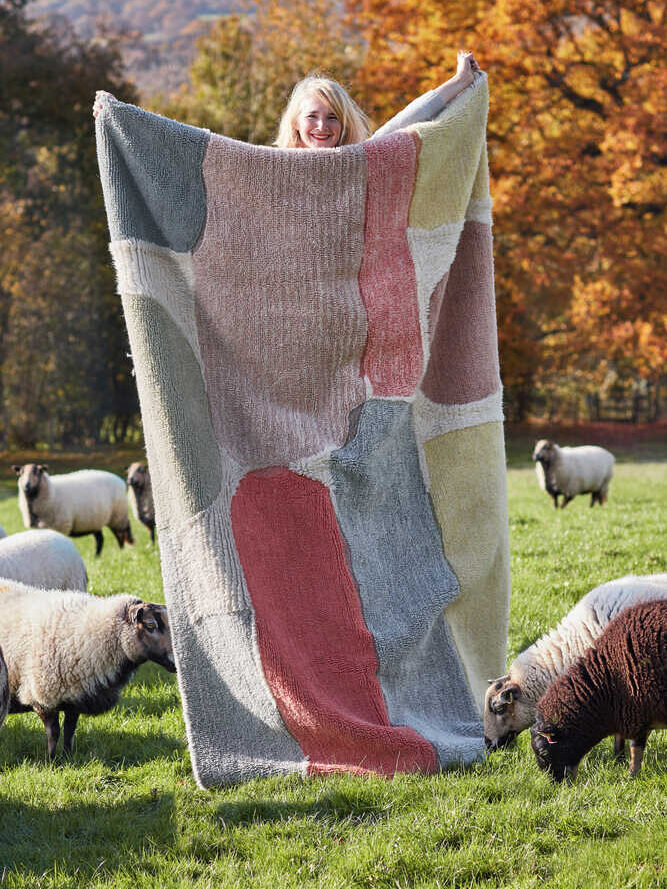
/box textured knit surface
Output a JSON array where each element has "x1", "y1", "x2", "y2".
[{"x1": 96, "y1": 73, "x2": 510, "y2": 787}]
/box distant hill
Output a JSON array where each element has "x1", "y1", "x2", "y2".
[{"x1": 26, "y1": 0, "x2": 239, "y2": 97}]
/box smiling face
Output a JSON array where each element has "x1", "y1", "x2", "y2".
[{"x1": 296, "y1": 94, "x2": 342, "y2": 149}]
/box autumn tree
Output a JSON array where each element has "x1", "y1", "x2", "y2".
[
  {"x1": 0, "y1": 0, "x2": 139, "y2": 447},
  {"x1": 349, "y1": 0, "x2": 665, "y2": 420},
  {"x1": 159, "y1": 0, "x2": 364, "y2": 144}
]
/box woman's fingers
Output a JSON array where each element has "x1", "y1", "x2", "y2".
[
  {"x1": 93, "y1": 90, "x2": 115, "y2": 118},
  {"x1": 456, "y1": 50, "x2": 481, "y2": 80}
]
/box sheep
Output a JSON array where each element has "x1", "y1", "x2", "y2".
[
  {"x1": 13, "y1": 463, "x2": 134, "y2": 556},
  {"x1": 0, "y1": 578, "x2": 176, "y2": 758},
  {"x1": 0, "y1": 529, "x2": 88, "y2": 591},
  {"x1": 532, "y1": 439, "x2": 614, "y2": 508},
  {"x1": 484, "y1": 573, "x2": 667, "y2": 751},
  {"x1": 0, "y1": 646, "x2": 8, "y2": 731},
  {"x1": 531, "y1": 600, "x2": 667, "y2": 781},
  {"x1": 127, "y1": 462, "x2": 155, "y2": 543}
]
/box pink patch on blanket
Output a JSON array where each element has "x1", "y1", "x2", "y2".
[
  {"x1": 421, "y1": 221, "x2": 500, "y2": 404},
  {"x1": 231, "y1": 468, "x2": 437, "y2": 776},
  {"x1": 359, "y1": 132, "x2": 422, "y2": 396}
]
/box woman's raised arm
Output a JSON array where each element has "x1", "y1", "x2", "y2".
[{"x1": 372, "y1": 51, "x2": 481, "y2": 139}]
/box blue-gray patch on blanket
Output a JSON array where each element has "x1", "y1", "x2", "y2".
[
  {"x1": 330, "y1": 399, "x2": 484, "y2": 767},
  {"x1": 96, "y1": 100, "x2": 209, "y2": 252}
]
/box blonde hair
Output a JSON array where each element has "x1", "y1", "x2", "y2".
[{"x1": 275, "y1": 76, "x2": 371, "y2": 148}]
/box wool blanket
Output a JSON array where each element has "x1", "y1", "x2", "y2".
[{"x1": 96, "y1": 74, "x2": 510, "y2": 788}]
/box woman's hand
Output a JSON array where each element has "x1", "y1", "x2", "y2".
[
  {"x1": 433, "y1": 51, "x2": 482, "y2": 106},
  {"x1": 456, "y1": 51, "x2": 481, "y2": 87},
  {"x1": 93, "y1": 90, "x2": 115, "y2": 119}
]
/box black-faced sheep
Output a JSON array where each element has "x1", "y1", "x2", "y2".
[
  {"x1": 0, "y1": 646, "x2": 8, "y2": 731},
  {"x1": 0, "y1": 529, "x2": 88, "y2": 591},
  {"x1": 531, "y1": 600, "x2": 666, "y2": 781},
  {"x1": 485, "y1": 573, "x2": 667, "y2": 751},
  {"x1": 532, "y1": 439, "x2": 614, "y2": 508},
  {"x1": 14, "y1": 464, "x2": 133, "y2": 556},
  {"x1": 0, "y1": 578, "x2": 176, "y2": 758},
  {"x1": 127, "y1": 462, "x2": 155, "y2": 543}
]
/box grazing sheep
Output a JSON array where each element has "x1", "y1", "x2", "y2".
[
  {"x1": 485, "y1": 573, "x2": 667, "y2": 751},
  {"x1": 13, "y1": 464, "x2": 133, "y2": 556},
  {"x1": 127, "y1": 462, "x2": 155, "y2": 543},
  {"x1": 0, "y1": 529, "x2": 87, "y2": 591},
  {"x1": 532, "y1": 439, "x2": 614, "y2": 508},
  {"x1": 0, "y1": 578, "x2": 176, "y2": 758},
  {"x1": 531, "y1": 600, "x2": 667, "y2": 781},
  {"x1": 0, "y1": 646, "x2": 8, "y2": 731}
]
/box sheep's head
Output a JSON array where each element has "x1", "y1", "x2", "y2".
[
  {"x1": 484, "y1": 676, "x2": 534, "y2": 750},
  {"x1": 530, "y1": 717, "x2": 579, "y2": 783},
  {"x1": 126, "y1": 601, "x2": 177, "y2": 673},
  {"x1": 532, "y1": 440, "x2": 556, "y2": 465},
  {"x1": 127, "y1": 462, "x2": 148, "y2": 491},
  {"x1": 13, "y1": 463, "x2": 48, "y2": 499}
]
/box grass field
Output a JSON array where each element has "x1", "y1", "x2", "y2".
[{"x1": 0, "y1": 435, "x2": 665, "y2": 888}]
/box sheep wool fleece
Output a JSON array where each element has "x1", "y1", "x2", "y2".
[{"x1": 95, "y1": 73, "x2": 510, "y2": 788}]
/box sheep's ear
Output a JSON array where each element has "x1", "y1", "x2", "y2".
[
  {"x1": 128, "y1": 603, "x2": 144, "y2": 625},
  {"x1": 12, "y1": 465, "x2": 21, "y2": 475}
]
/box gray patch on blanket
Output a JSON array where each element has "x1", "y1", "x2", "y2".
[
  {"x1": 330, "y1": 399, "x2": 484, "y2": 768},
  {"x1": 96, "y1": 99, "x2": 209, "y2": 252}
]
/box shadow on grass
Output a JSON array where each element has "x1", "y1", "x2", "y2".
[
  {"x1": 216, "y1": 788, "x2": 391, "y2": 827},
  {"x1": 0, "y1": 791, "x2": 175, "y2": 876},
  {"x1": 0, "y1": 718, "x2": 183, "y2": 769}
]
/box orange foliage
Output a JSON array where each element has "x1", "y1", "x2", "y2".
[{"x1": 348, "y1": 0, "x2": 665, "y2": 415}]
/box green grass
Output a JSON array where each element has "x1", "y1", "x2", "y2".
[{"x1": 0, "y1": 440, "x2": 665, "y2": 888}]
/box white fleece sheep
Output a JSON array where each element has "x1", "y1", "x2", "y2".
[
  {"x1": 0, "y1": 579, "x2": 176, "y2": 758},
  {"x1": 14, "y1": 464, "x2": 133, "y2": 556},
  {"x1": 127, "y1": 462, "x2": 155, "y2": 543},
  {"x1": 484, "y1": 573, "x2": 667, "y2": 750},
  {"x1": 0, "y1": 529, "x2": 87, "y2": 591},
  {"x1": 0, "y1": 646, "x2": 8, "y2": 731},
  {"x1": 532, "y1": 439, "x2": 615, "y2": 508}
]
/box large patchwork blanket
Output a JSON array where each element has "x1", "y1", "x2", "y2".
[{"x1": 96, "y1": 74, "x2": 510, "y2": 787}]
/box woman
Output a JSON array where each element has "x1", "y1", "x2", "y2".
[
  {"x1": 94, "y1": 52, "x2": 481, "y2": 143},
  {"x1": 274, "y1": 50, "x2": 480, "y2": 148}
]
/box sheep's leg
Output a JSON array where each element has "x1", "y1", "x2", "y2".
[
  {"x1": 560, "y1": 494, "x2": 573, "y2": 509},
  {"x1": 629, "y1": 732, "x2": 648, "y2": 776},
  {"x1": 551, "y1": 492, "x2": 559, "y2": 508},
  {"x1": 36, "y1": 708, "x2": 60, "y2": 760},
  {"x1": 93, "y1": 530, "x2": 104, "y2": 556},
  {"x1": 62, "y1": 709, "x2": 80, "y2": 756},
  {"x1": 149, "y1": 522, "x2": 155, "y2": 544},
  {"x1": 613, "y1": 734, "x2": 626, "y2": 760},
  {"x1": 112, "y1": 523, "x2": 134, "y2": 548}
]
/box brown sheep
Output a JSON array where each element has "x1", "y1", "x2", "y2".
[{"x1": 531, "y1": 600, "x2": 666, "y2": 782}]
